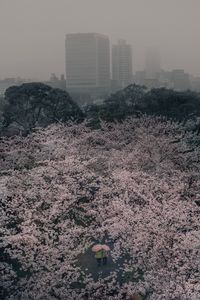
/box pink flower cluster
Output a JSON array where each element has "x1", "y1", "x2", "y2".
[{"x1": 0, "y1": 117, "x2": 200, "y2": 299}]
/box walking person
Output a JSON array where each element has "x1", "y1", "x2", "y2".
[
  {"x1": 91, "y1": 244, "x2": 110, "y2": 267},
  {"x1": 92, "y1": 244, "x2": 103, "y2": 267},
  {"x1": 95, "y1": 249, "x2": 103, "y2": 267},
  {"x1": 101, "y1": 244, "x2": 110, "y2": 265},
  {"x1": 102, "y1": 249, "x2": 109, "y2": 265}
]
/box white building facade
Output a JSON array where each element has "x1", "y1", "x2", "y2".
[
  {"x1": 112, "y1": 39, "x2": 133, "y2": 89},
  {"x1": 65, "y1": 33, "x2": 110, "y2": 96}
]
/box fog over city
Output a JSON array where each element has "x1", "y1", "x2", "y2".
[
  {"x1": 0, "y1": 0, "x2": 199, "y2": 80},
  {"x1": 1, "y1": 1, "x2": 200, "y2": 299}
]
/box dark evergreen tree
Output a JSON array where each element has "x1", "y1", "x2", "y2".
[{"x1": 2, "y1": 83, "x2": 84, "y2": 134}]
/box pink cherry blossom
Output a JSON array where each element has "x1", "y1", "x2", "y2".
[{"x1": 0, "y1": 117, "x2": 200, "y2": 299}]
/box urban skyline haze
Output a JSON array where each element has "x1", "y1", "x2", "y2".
[{"x1": 0, "y1": 0, "x2": 199, "y2": 80}]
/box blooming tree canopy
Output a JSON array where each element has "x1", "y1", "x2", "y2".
[{"x1": 0, "y1": 117, "x2": 200, "y2": 299}]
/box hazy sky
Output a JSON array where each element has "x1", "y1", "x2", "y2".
[{"x1": 0, "y1": 0, "x2": 199, "y2": 80}]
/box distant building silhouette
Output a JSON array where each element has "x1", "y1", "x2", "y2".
[
  {"x1": 134, "y1": 68, "x2": 191, "y2": 91},
  {"x1": 134, "y1": 71, "x2": 146, "y2": 86},
  {"x1": 134, "y1": 50, "x2": 191, "y2": 91},
  {"x1": 46, "y1": 73, "x2": 66, "y2": 90},
  {"x1": 190, "y1": 75, "x2": 200, "y2": 92},
  {"x1": 144, "y1": 49, "x2": 161, "y2": 88},
  {"x1": 170, "y1": 69, "x2": 190, "y2": 91},
  {"x1": 65, "y1": 33, "x2": 110, "y2": 98},
  {"x1": 112, "y1": 39, "x2": 133, "y2": 90}
]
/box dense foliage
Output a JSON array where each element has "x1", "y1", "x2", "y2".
[
  {"x1": 86, "y1": 85, "x2": 200, "y2": 130},
  {"x1": 1, "y1": 83, "x2": 200, "y2": 136},
  {"x1": 2, "y1": 83, "x2": 84, "y2": 135},
  {"x1": 1, "y1": 117, "x2": 200, "y2": 299}
]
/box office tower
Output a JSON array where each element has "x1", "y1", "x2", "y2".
[
  {"x1": 145, "y1": 49, "x2": 161, "y2": 80},
  {"x1": 112, "y1": 39, "x2": 133, "y2": 89},
  {"x1": 65, "y1": 33, "x2": 110, "y2": 96},
  {"x1": 144, "y1": 49, "x2": 161, "y2": 88}
]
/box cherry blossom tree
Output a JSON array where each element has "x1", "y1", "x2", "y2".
[{"x1": 0, "y1": 117, "x2": 200, "y2": 299}]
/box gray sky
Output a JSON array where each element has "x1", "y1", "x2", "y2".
[{"x1": 0, "y1": 0, "x2": 199, "y2": 80}]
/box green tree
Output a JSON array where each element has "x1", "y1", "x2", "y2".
[
  {"x1": 2, "y1": 83, "x2": 84, "y2": 134},
  {"x1": 142, "y1": 88, "x2": 200, "y2": 121},
  {"x1": 86, "y1": 85, "x2": 200, "y2": 126},
  {"x1": 86, "y1": 84, "x2": 146, "y2": 123}
]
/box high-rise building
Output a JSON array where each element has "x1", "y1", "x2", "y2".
[
  {"x1": 143, "y1": 49, "x2": 161, "y2": 89},
  {"x1": 145, "y1": 49, "x2": 161, "y2": 80},
  {"x1": 112, "y1": 39, "x2": 133, "y2": 89},
  {"x1": 65, "y1": 33, "x2": 110, "y2": 96}
]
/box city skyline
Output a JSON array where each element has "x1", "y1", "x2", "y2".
[
  {"x1": 0, "y1": 0, "x2": 200, "y2": 80},
  {"x1": 0, "y1": 33, "x2": 198, "y2": 83}
]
